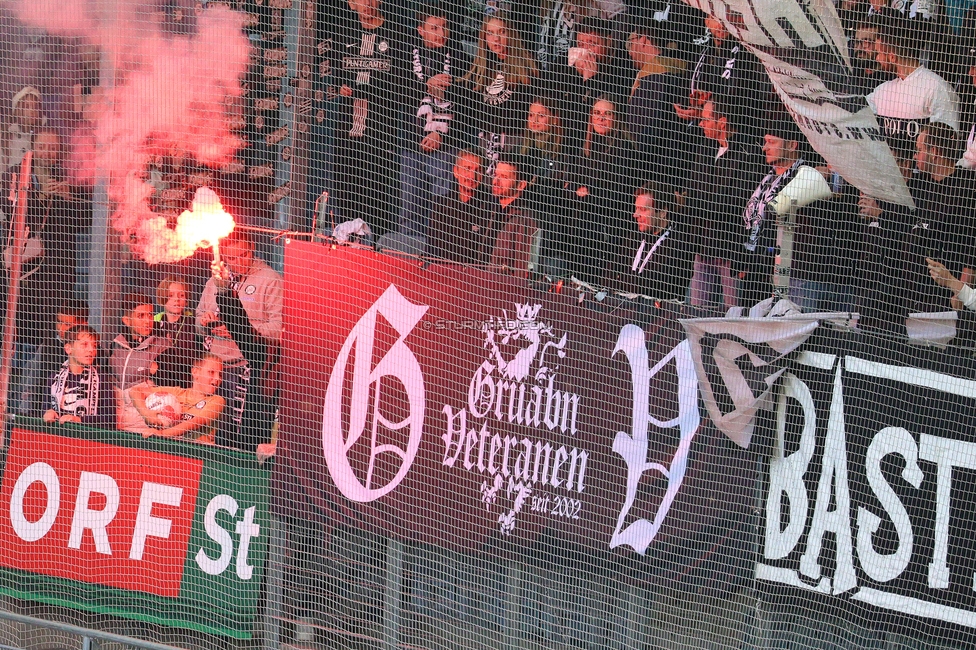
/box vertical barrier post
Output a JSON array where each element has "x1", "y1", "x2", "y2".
[
  {"x1": 0, "y1": 152, "x2": 32, "y2": 432},
  {"x1": 88, "y1": 40, "x2": 121, "y2": 338},
  {"x1": 503, "y1": 562, "x2": 522, "y2": 649},
  {"x1": 383, "y1": 538, "x2": 404, "y2": 649},
  {"x1": 262, "y1": 515, "x2": 286, "y2": 650}
]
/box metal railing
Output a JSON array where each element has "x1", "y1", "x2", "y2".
[{"x1": 0, "y1": 611, "x2": 186, "y2": 650}]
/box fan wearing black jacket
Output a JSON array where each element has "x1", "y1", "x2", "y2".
[
  {"x1": 604, "y1": 184, "x2": 692, "y2": 299},
  {"x1": 685, "y1": 99, "x2": 760, "y2": 310}
]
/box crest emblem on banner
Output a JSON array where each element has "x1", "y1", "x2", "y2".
[{"x1": 322, "y1": 285, "x2": 429, "y2": 503}]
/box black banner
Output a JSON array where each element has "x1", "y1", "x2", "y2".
[
  {"x1": 276, "y1": 243, "x2": 753, "y2": 589},
  {"x1": 758, "y1": 331, "x2": 976, "y2": 642}
]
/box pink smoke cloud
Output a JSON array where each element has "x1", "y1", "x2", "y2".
[{"x1": 14, "y1": 0, "x2": 252, "y2": 264}]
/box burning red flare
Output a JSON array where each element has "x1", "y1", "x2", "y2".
[{"x1": 137, "y1": 186, "x2": 235, "y2": 265}]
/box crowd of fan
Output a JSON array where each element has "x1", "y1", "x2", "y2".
[
  {"x1": 322, "y1": 0, "x2": 976, "y2": 328},
  {"x1": 9, "y1": 230, "x2": 280, "y2": 452},
  {"x1": 3, "y1": 0, "x2": 976, "y2": 445}
]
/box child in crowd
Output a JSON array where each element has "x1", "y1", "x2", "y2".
[
  {"x1": 154, "y1": 276, "x2": 203, "y2": 387},
  {"x1": 27, "y1": 300, "x2": 91, "y2": 417},
  {"x1": 42, "y1": 324, "x2": 115, "y2": 426},
  {"x1": 111, "y1": 293, "x2": 171, "y2": 432},
  {"x1": 128, "y1": 353, "x2": 225, "y2": 444}
]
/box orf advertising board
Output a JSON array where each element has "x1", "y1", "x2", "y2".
[
  {"x1": 0, "y1": 425, "x2": 270, "y2": 638},
  {"x1": 277, "y1": 242, "x2": 754, "y2": 584}
]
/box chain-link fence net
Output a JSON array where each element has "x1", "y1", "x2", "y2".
[{"x1": 0, "y1": 0, "x2": 974, "y2": 649}]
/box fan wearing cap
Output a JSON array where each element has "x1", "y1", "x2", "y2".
[
  {"x1": 739, "y1": 116, "x2": 807, "y2": 307},
  {"x1": 625, "y1": 20, "x2": 688, "y2": 186},
  {"x1": 2, "y1": 86, "x2": 47, "y2": 173}
]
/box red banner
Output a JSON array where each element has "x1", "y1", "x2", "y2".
[{"x1": 0, "y1": 429, "x2": 203, "y2": 598}]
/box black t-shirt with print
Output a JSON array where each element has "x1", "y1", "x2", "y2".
[
  {"x1": 328, "y1": 10, "x2": 401, "y2": 141},
  {"x1": 456, "y1": 52, "x2": 535, "y2": 156}
]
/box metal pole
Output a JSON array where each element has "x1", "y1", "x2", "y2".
[
  {"x1": 261, "y1": 514, "x2": 285, "y2": 650},
  {"x1": 0, "y1": 152, "x2": 32, "y2": 431},
  {"x1": 89, "y1": 34, "x2": 121, "y2": 336},
  {"x1": 773, "y1": 199, "x2": 798, "y2": 301}
]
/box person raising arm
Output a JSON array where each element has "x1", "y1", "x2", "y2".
[{"x1": 927, "y1": 258, "x2": 976, "y2": 311}]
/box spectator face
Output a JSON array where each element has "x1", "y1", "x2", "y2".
[
  {"x1": 485, "y1": 18, "x2": 508, "y2": 59},
  {"x1": 34, "y1": 132, "x2": 60, "y2": 166},
  {"x1": 527, "y1": 102, "x2": 552, "y2": 133},
  {"x1": 915, "y1": 130, "x2": 935, "y2": 174},
  {"x1": 969, "y1": 64, "x2": 976, "y2": 89},
  {"x1": 492, "y1": 162, "x2": 522, "y2": 199},
  {"x1": 576, "y1": 31, "x2": 607, "y2": 61},
  {"x1": 626, "y1": 33, "x2": 658, "y2": 68},
  {"x1": 64, "y1": 332, "x2": 97, "y2": 369},
  {"x1": 704, "y1": 16, "x2": 729, "y2": 43},
  {"x1": 164, "y1": 282, "x2": 187, "y2": 318},
  {"x1": 698, "y1": 102, "x2": 726, "y2": 142},
  {"x1": 192, "y1": 358, "x2": 223, "y2": 396},
  {"x1": 762, "y1": 134, "x2": 796, "y2": 167},
  {"x1": 634, "y1": 193, "x2": 654, "y2": 231},
  {"x1": 13, "y1": 94, "x2": 42, "y2": 128},
  {"x1": 223, "y1": 241, "x2": 254, "y2": 276},
  {"x1": 874, "y1": 37, "x2": 896, "y2": 69},
  {"x1": 349, "y1": 0, "x2": 380, "y2": 22},
  {"x1": 854, "y1": 27, "x2": 877, "y2": 61},
  {"x1": 454, "y1": 153, "x2": 483, "y2": 191},
  {"x1": 418, "y1": 15, "x2": 449, "y2": 49},
  {"x1": 591, "y1": 100, "x2": 616, "y2": 136},
  {"x1": 123, "y1": 304, "x2": 155, "y2": 338}
]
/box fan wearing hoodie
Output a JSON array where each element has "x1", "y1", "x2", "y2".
[
  {"x1": 110, "y1": 293, "x2": 171, "y2": 434},
  {"x1": 197, "y1": 231, "x2": 282, "y2": 452}
]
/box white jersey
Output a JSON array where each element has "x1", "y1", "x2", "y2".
[{"x1": 867, "y1": 66, "x2": 960, "y2": 133}]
